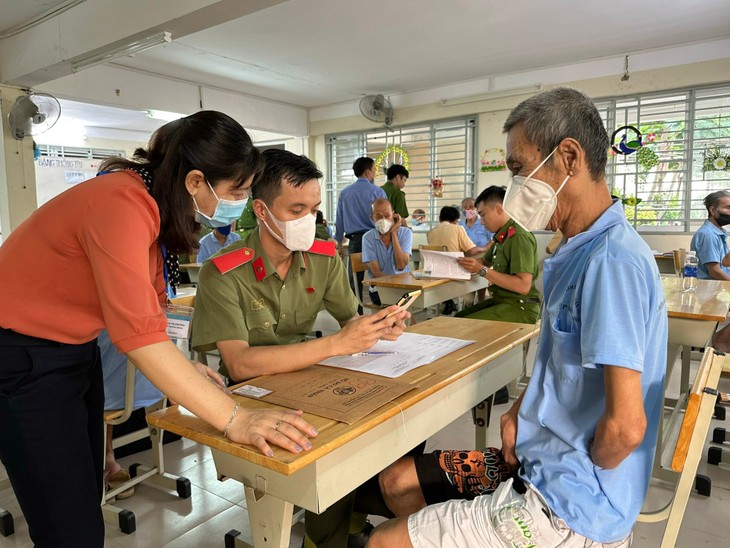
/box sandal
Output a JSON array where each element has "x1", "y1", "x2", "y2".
[{"x1": 106, "y1": 469, "x2": 135, "y2": 500}]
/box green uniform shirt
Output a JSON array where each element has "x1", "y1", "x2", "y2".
[
  {"x1": 381, "y1": 181, "x2": 409, "y2": 219},
  {"x1": 192, "y1": 227, "x2": 358, "y2": 379},
  {"x1": 485, "y1": 219, "x2": 540, "y2": 304}
]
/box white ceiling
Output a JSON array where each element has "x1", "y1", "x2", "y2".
[{"x1": 2, "y1": 0, "x2": 730, "y2": 143}]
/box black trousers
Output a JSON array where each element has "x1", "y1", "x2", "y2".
[{"x1": 0, "y1": 328, "x2": 105, "y2": 547}]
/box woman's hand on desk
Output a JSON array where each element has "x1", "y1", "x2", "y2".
[
  {"x1": 334, "y1": 306, "x2": 409, "y2": 354},
  {"x1": 228, "y1": 408, "x2": 317, "y2": 457}
]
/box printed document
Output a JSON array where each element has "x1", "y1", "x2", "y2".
[
  {"x1": 320, "y1": 332, "x2": 474, "y2": 378},
  {"x1": 419, "y1": 250, "x2": 472, "y2": 280}
]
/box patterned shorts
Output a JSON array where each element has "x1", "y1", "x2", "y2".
[{"x1": 413, "y1": 448, "x2": 512, "y2": 505}]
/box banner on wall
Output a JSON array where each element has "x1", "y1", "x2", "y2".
[{"x1": 34, "y1": 157, "x2": 102, "y2": 206}]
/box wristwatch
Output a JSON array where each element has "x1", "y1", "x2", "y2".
[{"x1": 478, "y1": 266, "x2": 489, "y2": 278}]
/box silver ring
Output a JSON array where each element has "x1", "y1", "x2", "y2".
[{"x1": 274, "y1": 420, "x2": 281, "y2": 431}]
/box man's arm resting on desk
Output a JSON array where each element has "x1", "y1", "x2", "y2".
[
  {"x1": 590, "y1": 365, "x2": 646, "y2": 469},
  {"x1": 706, "y1": 261, "x2": 730, "y2": 280},
  {"x1": 216, "y1": 308, "x2": 408, "y2": 381}
]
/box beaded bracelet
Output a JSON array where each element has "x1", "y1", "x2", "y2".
[{"x1": 223, "y1": 403, "x2": 239, "y2": 439}]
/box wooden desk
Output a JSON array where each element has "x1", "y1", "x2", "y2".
[
  {"x1": 148, "y1": 317, "x2": 538, "y2": 548},
  {"x1": 663, "y1": 276, "x2": 730, "y2": 392},
  {"x1": 362, "y1": 272, "x2": 488, "y2": 308}
]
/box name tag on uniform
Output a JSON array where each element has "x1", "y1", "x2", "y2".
[{"x1": 163, "y1": 304, "x2": 194, "y2": 339}]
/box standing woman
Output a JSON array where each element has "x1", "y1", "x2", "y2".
[{"x1": 0, "y1": 111, "x2": 317, "y2": 547}]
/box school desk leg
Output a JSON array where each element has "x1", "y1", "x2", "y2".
[
  {"x1": 472, "y1": 395, "x2": 493, "y2": 451},
  {"x1": 228, "y1": 485, "x2": 293, "y2": 548}
]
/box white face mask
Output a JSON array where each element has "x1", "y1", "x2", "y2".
[
  {"x1": 375, "y1": 218, "x2": 393, "y2": 234},
  {"x1": 502, "y1": 147, "x2": 570, "y2": 231},
  {"x1": 260, "y1": 202, "x2": 316, "y2": 251}
]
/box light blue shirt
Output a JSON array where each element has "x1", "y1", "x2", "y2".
[
  {"x1": 100, "y1": 329, "x2": 163, "y2": 411},
  {"x1": 516, "y1": 200, "x2": 667, "y2": 543},
  {"x1": 334, "y1": 178, "x2": 387, "y2": 242},
  {"x1": 361, "y1": 227, "x2": 412, "y2": 280},
  {"x1": 690, "y1": 219, "x2": 730, "y2": 279},
  {"x1": 197, "y1": 231, "x2": 241, "y2": 263},
  {"x1": 459, "y1": 218, "x2": 493, "y2": 247}
]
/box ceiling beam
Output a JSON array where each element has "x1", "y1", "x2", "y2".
[{"x1": 0, "y1": 0, "x2": 287, "y2": 87}]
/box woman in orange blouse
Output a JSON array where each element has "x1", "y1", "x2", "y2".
[{"x1": 0, "y1": 111, "x2": 316, "y2": 546}]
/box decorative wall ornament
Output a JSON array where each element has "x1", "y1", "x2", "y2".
[
  {"x1": 430, "y1": 177, "x2": 443, "y2": 198},
  {"x1": 480, "y1": 147, "x2": 507, "y2": 172},
  {"x1": 374, "y1": 145, "x2": 409, "y2": 179}
]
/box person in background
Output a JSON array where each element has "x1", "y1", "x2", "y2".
[
  {"x1": 191, "y1": 149, "x2": 409, "y2": 548},
  {"x1": 334, "y1": 157, "x2": 387, "y2": 307},
  {"x1": 100, "y1": 329, "x2": 164, "y2": 501},
  {"x1": 691, "y1": 190, "x2": 730, "y2": 352},
  {"x1": 455, "y1": 186, "x2": 540, "y2": 325},
  {"x1": 410, "y1": 208, "x2": 429, "y2": 232},
  {"x1": 690, "y1": 190, "x2": 730, "y2": 281},
  {"x1": 427, "y1": 205, "x2": 484, "y2": 314},
  {"x1": 427, "y1": 206, "x2": 484, "y2": 257},
  {"x1": 0, "y1": 111, "x2": 317, "y2": 547},
  {"x1": 315, "y1": 210, "x2": 333, "y2": 240},
  {"x1": 369, "y1": 87, "x2": 667, "y2": 548},
  {"x1": 459, "y1": 197, "x2": 493, "y2": 247},
  {"x1": 362, "y1": 198, "x2": 413, "y2": 306},
  {"x1": 196, "y1": 223, "x2": 241, "y2": 262},
  {"x1": 381, "y1": 164, "x2": 410, "y2": 227}
]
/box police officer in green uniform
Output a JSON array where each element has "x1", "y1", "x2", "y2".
[
  {"x1": 380, "y1": 164, "x2": 410, "y2": 227},
  {"x1": 456, "y1": 185, "x2": 540, "y2": 325},
  {"x1": 192, "y1": 149, "x2": 408, "y2": 548}
]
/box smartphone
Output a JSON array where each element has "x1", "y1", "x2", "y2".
[{"x1": 385, "y1": 289, "x2": 422, "y2": 318}]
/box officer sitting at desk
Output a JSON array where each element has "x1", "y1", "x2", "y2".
[
  {"x1": 192, "y1": 149, "x2": 408, "y2": 548},
  {"x1": 455, "y1": 185, "x2": 540, "y2": 325}
]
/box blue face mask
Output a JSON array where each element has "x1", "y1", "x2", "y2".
[{"x1": 193, "y1": 180, "x2": 248, "y2": 228}]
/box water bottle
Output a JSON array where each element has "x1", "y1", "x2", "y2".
[{"x1": 682, "y1": 251, "x2": 698, "y2": 293}]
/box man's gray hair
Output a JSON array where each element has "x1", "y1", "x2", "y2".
[
  {"x1": 704, "y1": 190, "x2": 730, "y2": 214},
  {"x1": 503, "y1": 87, "x2": 609, "y2": 181}
]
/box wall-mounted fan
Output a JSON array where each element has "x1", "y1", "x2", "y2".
[
  {"x1": 7, "y1": 92, "x2": 61, "y2": 140},
  {"x1": 359, "y1": 94, "x2": 393, "y2": 127}
]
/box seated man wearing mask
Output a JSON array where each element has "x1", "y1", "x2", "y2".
[
  {"x1": 691, "y1": 190, "x2": 730, "y2": 353},
  {"x1": 361, "y1": 197, "x2": 413, "y2": 306},
  {"x1": 459, "y1": 197, "x2": 493, "y2": 247},
  {"x1": 192, "y1": 149, "x2": 408, "y2": 548},
  {"x1": 369, "y1": 87, "x2": 666, "y2": 548}
]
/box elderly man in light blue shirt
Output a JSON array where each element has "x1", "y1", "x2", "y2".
[
  {"x1": 369, "y1": 88, "x2": 666, "y2": 548},
  {"x1": 362, "y1": 198, "x2": 412, "y2": 306},
  {"x1": 459, "y1": 196, "x2": 493, "y2": 246},
  {"x1": 690, "y1": 190, "x2": 730, "y2": 280}
]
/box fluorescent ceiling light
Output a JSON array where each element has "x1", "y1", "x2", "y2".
[
  {"x1": 147, "y1": 109, "x2": 186, "y2": 122},
  {"x1": 440, "y1": 85, "x2": 542, "y2": 107},
  {"x1": 71, "y1": 31, "x2": 172, "y2": 73}
]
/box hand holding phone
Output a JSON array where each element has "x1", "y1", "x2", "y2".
[{"x1": 385, "y1": 289, "x2": 421, "y2": 318}]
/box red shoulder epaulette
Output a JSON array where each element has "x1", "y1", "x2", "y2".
[
  {"x1": 306, "y1": 239, "x2": 337, "y2": 257},
  {"x1": 211, "y1": 248, "x2": 255, "y2": 274}
]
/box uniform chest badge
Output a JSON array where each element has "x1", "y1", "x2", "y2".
[{"x1": 251, "y1": 298, "x2": 265, "y2": 311}]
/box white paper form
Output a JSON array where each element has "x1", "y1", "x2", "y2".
[
  {"x1": 420, "y1": 250, "x2": 472, "y2": 280},
  {"x1": 319, "y1": 332, "x2": 475, "y2": 378}
]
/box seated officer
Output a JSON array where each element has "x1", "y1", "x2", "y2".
[
  {"x1": 192, "y1": 149, "x2": 408, "y2": 548},
  {"x1": 362, "y1": 198, "x2": 412, "y2": 306},
  {"x1": 455, "y1": 185, "x2": 540, "y2": 325}
]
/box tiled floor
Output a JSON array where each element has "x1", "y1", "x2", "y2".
[{"x1": 3, "y1": 338, "x2": 730, "y2": 546}]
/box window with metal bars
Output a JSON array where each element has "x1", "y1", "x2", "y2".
[
  {"x1": 325, "y1": 118, "x2": 476, "y2": 230},
  {"x1": 597, "y1": 83, "x2": 730, "y2": 233}
]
